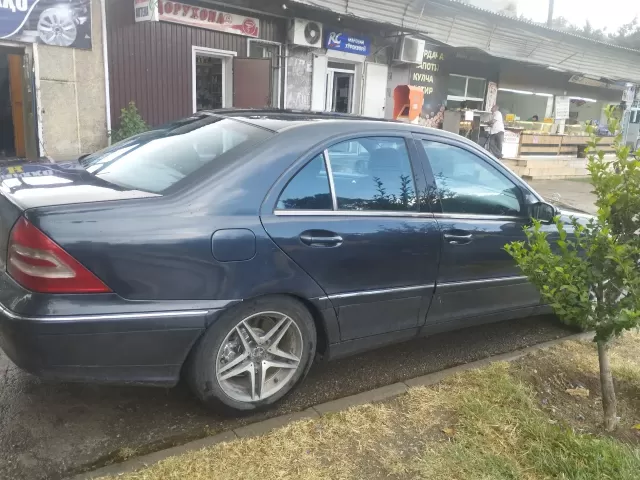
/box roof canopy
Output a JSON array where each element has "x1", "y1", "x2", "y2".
[{"x1": 292, "y1": 0, "x2": 640, "y2": 83}]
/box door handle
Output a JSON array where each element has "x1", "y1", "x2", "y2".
[
  {"x1": 444, "y1": 231, "x2": 473, "y2": 245},
  {"x1": 300, "y1": 232, "x2": 343, "y2": 247}
]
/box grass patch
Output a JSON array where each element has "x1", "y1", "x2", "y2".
[{"x1": 101, "y1": 334, "x2": 640, "y2": 480}]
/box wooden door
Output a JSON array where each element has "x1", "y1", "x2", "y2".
[{"x1": 7, "y1": 54, "x2": 25, "y2": 158}]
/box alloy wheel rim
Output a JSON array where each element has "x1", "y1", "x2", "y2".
[
  {"x1": 38, "y1": 10, "x2": 77, "y2": 47},
  {"x1": 215, "y1": 311, "x2": 303, "y2": 403}
]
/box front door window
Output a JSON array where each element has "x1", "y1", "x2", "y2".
[{"x1": 420, "y1": 140, "x2": 523, "y2": 216}]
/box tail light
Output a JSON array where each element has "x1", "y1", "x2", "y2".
[{"x1": 7, "y1": 217, "x2": 111, "y2": 294}]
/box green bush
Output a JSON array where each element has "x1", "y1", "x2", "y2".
[{"x1": 110, "y1": 102, "x2": 148, "y2": 143}]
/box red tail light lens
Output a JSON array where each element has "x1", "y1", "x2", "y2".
[{"x1": 7, "y1": 217, "x2": 111, "y2": 294}]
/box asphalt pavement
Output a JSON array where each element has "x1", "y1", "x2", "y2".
[{"x1": 0, "y1": 315, "x2": 576, "y2": 480}]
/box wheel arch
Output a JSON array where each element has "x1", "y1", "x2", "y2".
[{"x1": 181, "y1": 293, "x2": 336, "y2": 378}]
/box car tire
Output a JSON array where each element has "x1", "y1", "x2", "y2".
[{"x1": 187, "y1": 296, "x2": 317, "y2": 413}]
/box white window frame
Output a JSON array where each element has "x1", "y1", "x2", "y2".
[
  {"x1": 247, "y1": 39, "x2": 282, "y2": 108},
  {"x1": 447, "y1": 74, "x2": 487, "y2": 104},
  {"x1": 191, "y1": 46, "x2": 236, "y2": 113}
]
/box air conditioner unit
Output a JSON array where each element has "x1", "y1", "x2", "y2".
[
  {"x1": 288, "y1": 18, "x2": 323, "y2": 48},
  {"x1": 393, "y1": 36, "x2": 425, "y2": 64}
]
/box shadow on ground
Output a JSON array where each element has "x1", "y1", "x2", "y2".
[{"x1": 0, "y1": 315, "x2": 575, "y2": 480}]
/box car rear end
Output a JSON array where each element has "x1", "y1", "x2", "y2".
[{"x1": 0, "y1": 114, "x2": 274, "y2": 386}]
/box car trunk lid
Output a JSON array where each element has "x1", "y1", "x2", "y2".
[{"x1": 0, "y1": 162, "x2": 159, "y2": 267}]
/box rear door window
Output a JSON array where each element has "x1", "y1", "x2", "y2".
[
  {"x1": 81, "y1": 116, "x2": 271, "y2": 193},
  {"x1": 327, "y1": 137, "x2": 417, "y2": 212},
  {"x1": 277, "y1": 155, "x2": 333, "y2": 210}
]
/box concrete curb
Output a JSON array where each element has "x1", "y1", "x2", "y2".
[{"x1": 69, "y1": 331, "x2": 592, "y2": 479}]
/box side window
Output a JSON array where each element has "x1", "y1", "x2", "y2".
[
  {"x1": 421, "y1": 141, "x2": 522, "y2": 216},
  {"x1": 327, "y1": 137, "x2": 417, "y2": 212},
  {"x1": 277, "y1": 154, "x2": 332, "y2": 210}
]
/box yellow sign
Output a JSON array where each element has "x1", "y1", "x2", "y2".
[
  {"x1": 543, "y1": 117, "x2": 554, "y2": 124},
  {"x1": 505, "y1": 114, "x2": 516, "y2": 122}
]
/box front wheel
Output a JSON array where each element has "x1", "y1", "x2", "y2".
[{"x1": 187, "y1": 296, "x2": 317, "y2": 412}]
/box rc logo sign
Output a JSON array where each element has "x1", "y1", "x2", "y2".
[
  {"x1": 327, "y1": 31, "x2": 342, "y2": 49},
  {"x1": 324, "y1": 30, "x2": 370, "y2": 56}
]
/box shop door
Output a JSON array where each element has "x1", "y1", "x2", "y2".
[
  {"x1": 233, "y1": 58, "x2": 271, "y2": 108},
  {"x1": 7, "y1": 54, "x2": 25, "y2": 157},
  {"x1": 362, "y1": 63, "x2": 388, "y2": 118}
]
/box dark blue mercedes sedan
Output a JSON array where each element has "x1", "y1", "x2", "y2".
[{"x1": 0, "y1": 110, "x2": 571, "y2": 412}]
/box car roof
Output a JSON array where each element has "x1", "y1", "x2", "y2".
[{"x1": 201, "y1": 108, "x2": 484, "y2": 152}]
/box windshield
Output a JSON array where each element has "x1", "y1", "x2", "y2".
[{"x1": 81, "y1": 115, "x2": 271, "y2": 193}]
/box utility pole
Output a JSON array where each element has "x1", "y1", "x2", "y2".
[{"x1": 547, "y1": 0, "x2": 555, "y2": 27}]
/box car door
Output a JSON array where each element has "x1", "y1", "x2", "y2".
[
  {"x1": 412, "y1": 135, "x2": 542, "y2": 324},
  {"x1": 261, "y1": 134, "x2": 441, "y2": 341}
]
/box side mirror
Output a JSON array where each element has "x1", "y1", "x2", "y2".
[{"x1": 529, "y1": 201, "x2": 557, "y2": 223}]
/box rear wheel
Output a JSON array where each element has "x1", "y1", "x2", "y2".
[{"x1": 187, "y1": 296, "x2": 316, "y2": 412}]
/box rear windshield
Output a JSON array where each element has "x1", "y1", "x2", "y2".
[{"x1": 80, "y1": 115, "x2": 271, "y2": 193}]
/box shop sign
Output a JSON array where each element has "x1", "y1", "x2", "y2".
[
  {"x1": 502, "y1": 130, "x2": 520, "y2": 158},
  {"x1": 555, "y1": 96, "x2": 571, "y2": 120},
  {"x1": 410, "y1": 46, "x2": 451, "y2": 129},
  {"x1": 324, "y1": 30, "x2": 371, "y2": 56},
  {"x1": 569, "y1": 75, "x2": 624, "y2": 91},
  {"x1": 485, "y1": 81, "x2": 498, "y2": 112},
  {"x1": 137, "y1": 1, "x2": 260, "y2": 38},
  {"x1": 622, "y1": 84, "x2": 636, "y2": 103},
  {"x1": 134, "y1": 0, "x2": 159, "y2": 22},
  {"x1": 0, "y1": 0, "x2": 92, "y2": 49}
]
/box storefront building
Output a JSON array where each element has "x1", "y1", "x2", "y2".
[
  {"x1": 0, "y1": 0, "x2": 108, "y2": 160},
  {"x1": 107, "y1": 0, "x2": 287, "y2": 127},
  {"x1": 285, "y1": 20, "x2": 391, "y2": 118}
]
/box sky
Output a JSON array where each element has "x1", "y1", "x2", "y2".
[{"x1": 516, "y1": 0, "x2": 640, "y2": 32}]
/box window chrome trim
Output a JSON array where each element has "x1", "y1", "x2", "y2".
[
  {"x1": 323, "y1": 149, "x2": 338, "y2": 211},
  {"x1": 433, "y1": 213, "x2": 524, "y2": 221},
  {"x1": 273, "y1": 210, "x2": 435, "y2": 218},
  {"x1": 0, "y1": 304, "x2": 210, "y2": 322},
  {"x1": 329, "y1": 284, "x2": 434, "y2": 300}
]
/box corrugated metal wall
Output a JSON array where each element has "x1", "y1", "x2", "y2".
[
  {"x1": 293, "y1": 0, "x2": 640, "y2": 84},
  {"x1": 107, "y1": 0, "x2": 285, "y2": 127}
]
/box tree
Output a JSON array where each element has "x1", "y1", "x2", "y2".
[
  {"x1": 549, "y1": 16, "x2": 640, "y2": 50},
  {"x1": 505, "y1": 109, "x2": 640, "y2": 431}
]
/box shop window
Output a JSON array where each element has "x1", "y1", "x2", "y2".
[
  {"x1": 466, "y1": 78, "x2": 486, "y2": 100},
  {"x1": 327, "y1": 137, "x2": 417, "y2": 212},
  {"x1": 447, "y1": 74, "x2": 487, "y2": 109},
  {"x1": 421, "y1": 141, "x2": 522, "y2": 216},
  {"x1": 277, "y1": 155, "x2": 332, "y2": 210},
  {"x1": 195, "y1": 56, "x2": 224, "y2": 110},
  {"x1": 448, "y1": 75, "x2": 466, "y2": 97}
]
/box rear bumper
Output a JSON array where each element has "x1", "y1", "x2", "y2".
[{"x1": 0, "y1": 304, "x2": 211, "y2": 386}]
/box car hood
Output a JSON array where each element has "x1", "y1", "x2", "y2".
[
  {"x1": 0, "y1": 162, "x2": 158, "y2": 210},
  {"x1": 557, "y1": 205, "x2": 594, "y2": 225}
]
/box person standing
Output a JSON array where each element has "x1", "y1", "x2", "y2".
[{"x1": 487, "y1": 104, "x2": 505, "y2": 158}]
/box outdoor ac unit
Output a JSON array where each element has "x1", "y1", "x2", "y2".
[
  {"x1": 393, "y1": 36, "x2": 425, "y2": 64},
  {"x1": 288, "y1": 18, "x2": 323, "y2": 48}
]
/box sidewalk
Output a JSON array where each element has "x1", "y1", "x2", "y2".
[{"x1": 528, "y1": 178, "x2": 597, "y2": 215}]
